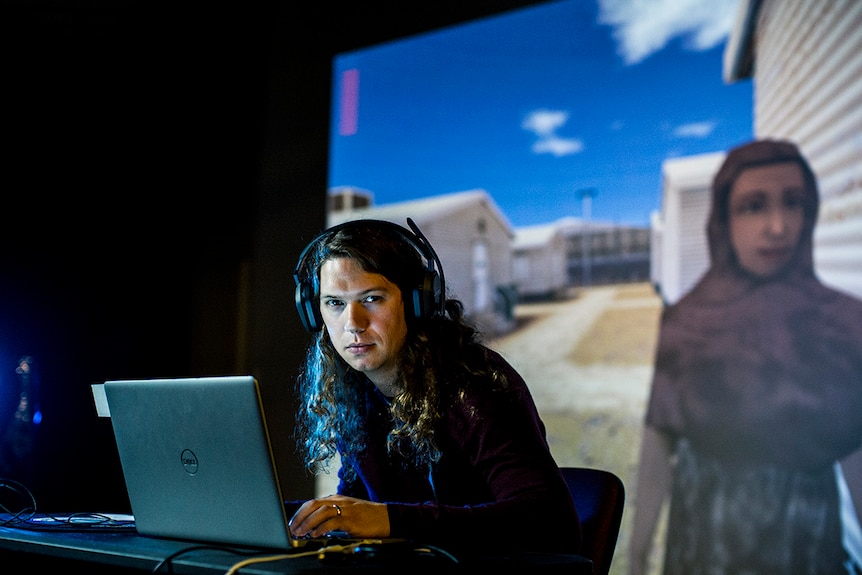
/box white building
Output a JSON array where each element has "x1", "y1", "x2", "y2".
[
  {"x1": 512, "y1": 222, "x2": 569, "y2": 301},
  {"x1": 327, "y1": 188, "x2": 517, "y2": 335},
  {"x1": 653, "y1": 152, "x2": 726, "y2": 305}
]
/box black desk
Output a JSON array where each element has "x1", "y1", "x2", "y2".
[{"x1": 0, "y1": 524, "x2": 593, "y2": 574}]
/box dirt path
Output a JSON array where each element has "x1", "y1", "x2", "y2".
[
  {"x1": 487, "y1": 284, "x2": 658, "y2": 414},
  {"x1": 486, "y1": 282, "x2": 664, "y2": 575}
]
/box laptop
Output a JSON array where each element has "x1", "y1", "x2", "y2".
[{"x1": 97, "y1": 375, "x2": 298, "y2": 550}]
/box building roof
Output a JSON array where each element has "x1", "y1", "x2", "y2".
[
  {"x1": 327, "y1": 188, "x2": 515, "y2": 234},
  {"x1": 723, "y1": 0, "x2": 762, "y2": 82},
  {"x1": 662, "y1": 151, "x2": 726, "y2": 189},
  {"x1": 513, "y1": 222, "x2": 562, "y2": 250}
]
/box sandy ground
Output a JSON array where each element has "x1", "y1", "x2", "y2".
[
  {"x1": 316, "y1": 282, "x2": 666, "y2": 575},
  {"x1": 487, "y1": 282, "x2": 665, "y2": 575}
]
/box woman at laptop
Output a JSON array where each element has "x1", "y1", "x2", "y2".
[{"x1": 287, "y1": 218, "x2": 581, "y2": 556}]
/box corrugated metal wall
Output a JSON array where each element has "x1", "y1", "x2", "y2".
[{"x1": 752, "y1": 0, "x2": 862, "y2": 298}]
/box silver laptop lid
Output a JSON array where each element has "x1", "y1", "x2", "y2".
[{"x1": 101, "y1": 375, "x2": 292, "y2": 549}]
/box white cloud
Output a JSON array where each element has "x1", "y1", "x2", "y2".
[
  {"x1": 522, "y1": 109, "x2": 569, "y2": 136},
  {"x1": 533, "y1": 136, "x2": 585, "y2": 157},
  {"x1": 597, "y1": 0, "x2": 739, "y2": 65},
  {"x1": 522, "y1": 109, "x2": 585, "y2": 157},
  {"x1": 673, "y1": 120, "x2": 717, "y2": 137}
]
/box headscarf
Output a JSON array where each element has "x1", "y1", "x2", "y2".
[{"x1": 646, "y1": 139, "x2": 862, "y2": 470}]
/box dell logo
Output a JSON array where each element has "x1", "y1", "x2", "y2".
[{"x1": 180, "y1": 449, "x2": 199, "y2": 475}]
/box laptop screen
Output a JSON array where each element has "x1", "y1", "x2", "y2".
[{"x1": 98, "y1": 375, "x2": 294, "y2": 549}]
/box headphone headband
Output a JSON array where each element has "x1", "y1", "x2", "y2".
[{"x1": 293, "y1": 218, "x2": 445, "y2": 331}]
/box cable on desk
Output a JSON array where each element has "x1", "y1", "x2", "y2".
[
  {"x1": 223, "y1": 552, "x2": 294, "y2": 575},
  {"x1": 0, "y1": 477, "x2": 37, "y2": 523},
  {"x1": 220, "y1": 540, "x2": 460, "y2": 574},
  {"x1": 150, "y1": 542, "x2": 359, "y2": 575},
  {"x1": 2, "y1": 510, "x2": 136, "y2": 531},
  {"x1": 2, "y1": 477, "x2": 135, "y2": 531},
  {"x1": 151, "y1": 544, "x2": 265, "y2": 574},
  {"x1": 414, "y1": 544, "x2": 460, "y2": 564}
]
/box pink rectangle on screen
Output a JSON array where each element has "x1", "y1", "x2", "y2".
[{"x1": 339, "y1": 68, "x2": 359, "y2": 136}]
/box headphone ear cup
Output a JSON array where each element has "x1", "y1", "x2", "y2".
[
  {"x1": 295, "y1": 279, "x2": 323, "y2": 332},
  {"x1": 412, "y1": 270, "x2": 442, "y2": 319}
]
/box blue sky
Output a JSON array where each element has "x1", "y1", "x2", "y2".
[{"x1": 327, "y1": 0, "x2": 752, "y2": 227}]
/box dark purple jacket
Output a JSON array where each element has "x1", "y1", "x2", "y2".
[{"x1": 337, "y1": 348, "x2": 581, "y2": 555}]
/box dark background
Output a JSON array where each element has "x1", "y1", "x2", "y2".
[{"x1": 0, "y1": 1, "x2": 547, "y2": 513}]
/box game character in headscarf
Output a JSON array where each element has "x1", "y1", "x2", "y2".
[{"x1": 628, "y1": 139, "x2": 862, "y2": 575}]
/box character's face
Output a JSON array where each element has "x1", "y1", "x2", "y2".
[
  {"x1": 318, "y1": 257, "x2": 408, "y2": 393},
  {"x1": 728, "y1": 162, "x2": 806, "y2": 278}
]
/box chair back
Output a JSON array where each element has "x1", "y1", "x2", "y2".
[{"x1": 560, "y1": 466, "x2": 625, "y2": 575}]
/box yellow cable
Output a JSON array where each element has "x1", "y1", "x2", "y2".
[
  {"x1": 223, "y1": 543, "x2": 363, "y2": 574},
  {"x1": 224, "y1": 553, "x2": 292, "y2": 575}
]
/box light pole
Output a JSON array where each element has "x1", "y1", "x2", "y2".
[{"x1": 577, "y1": 187, "x2": 597, "y2": 288}]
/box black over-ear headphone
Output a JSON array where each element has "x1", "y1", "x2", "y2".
[{"x1": 292, "y1": 217, "x2": 446, "y2": 332}]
